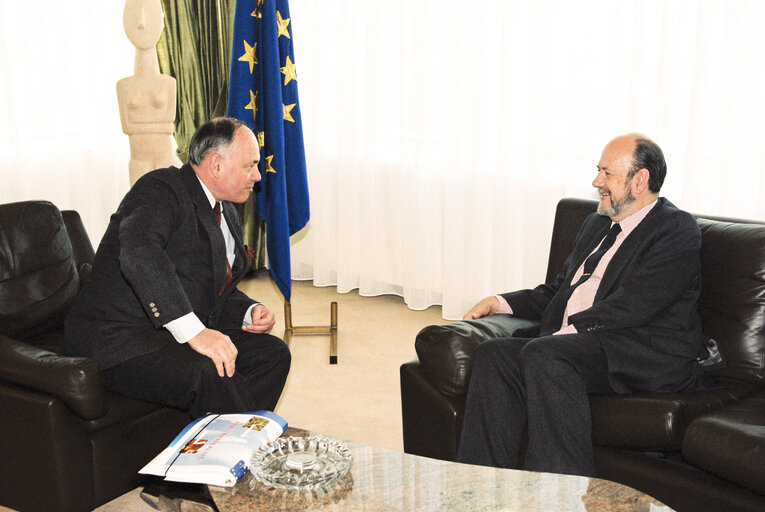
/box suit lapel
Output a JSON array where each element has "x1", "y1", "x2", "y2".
[
  {"x1": 595, "y1": 198, "x2": 668, "y2": 300},
  {"x1": 179, "y1": 166, "x2": 229, "y2": 291},
  {"x1": 567, "y1": 218, "x2": 611, "y2": 286},
  {"x1": 541, "y1": 216, "x2": 610, "y2": 333}
]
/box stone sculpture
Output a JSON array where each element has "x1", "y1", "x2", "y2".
[{"x1": 117, "y1": 0, "x2": 181, "y2": 185}]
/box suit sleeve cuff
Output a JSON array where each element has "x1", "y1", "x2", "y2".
[{"x1": 164, "y1": 312, "x2": 205, "y2": 343}]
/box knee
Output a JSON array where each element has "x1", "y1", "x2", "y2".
[
  {"x1": 519, "y1": 336, "x2": 558, "y2": 369},
  {"x1": 196, "y1": 359, "x2": 225, "y2": 384},
  {"x1": 520, "y1": 336, "x2": 587, "y2": 384},
  {"x1": 264, "y1": 334, "x2": 291, "y2": 371},
  {"x1": 470, "y1": 337, "x2": 524, "y2": 380},
  {"x1": 277, "y1": 339, "x2": 291, "y2": 369},
  {"x1": 473, "y1": 338, "x2": 507, "y2": 362},
  {"x1": 269, "y1": 335, "x2": 291, "y2": 374}
]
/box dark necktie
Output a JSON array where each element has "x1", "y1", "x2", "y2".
[
  {"x1": 540, "y1": 223, "x2": 621, "y2": 336},
  {"x1": 214, "y1": 202, "x2": 234, "y2": 294},
  {"x1": 574, "y1": 222, "x2": 622, "y2": 287}
]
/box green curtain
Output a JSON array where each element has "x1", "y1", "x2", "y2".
[{"x1": 157, "y1": 0, "x2": 266, "y2": 271}]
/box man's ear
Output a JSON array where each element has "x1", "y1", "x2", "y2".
[
  {"x1": 633, "y1": 168, "x2": 650, "y2": 194},
  {"x1": 208, "y1": 152, "x2": 225, "y2": 177}
]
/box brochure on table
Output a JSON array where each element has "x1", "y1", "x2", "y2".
[{"x1": 140, "y1": 410, "x2": 287, "y2": 487}]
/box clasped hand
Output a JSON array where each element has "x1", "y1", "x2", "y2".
[{"x1": 243, "y1": 304, "x2": 275, "y2": 334}]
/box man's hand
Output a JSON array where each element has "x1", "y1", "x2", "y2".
[
  {"x1": 243, "y1": 304, "x2": 275, "y2": 334},
  {"x1": 463, "y1": 296, "x2": 501, "y2": 320},
  {"x1": 188, "y1": 328, "x2": 238, "y2": 377}
]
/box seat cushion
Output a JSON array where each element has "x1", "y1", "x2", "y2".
[
  {"x1": 682, "y1": 388, "x2": 765, "y2": 495},
  {"x1": 84, "y1": 392, "x2": 186, "y2": 433},
  {"x1": 415, "y1": 314, "x2": 538, "y2": 397},
  {"x1": 696, "y1": 218, "x2": 765, "y2": 384},
  {"x1": 590, "y1": 384, "x2": 752, "y2": 451},
  {"x1": 0, "y1": 201, "x2": 79, "y2": 341}
]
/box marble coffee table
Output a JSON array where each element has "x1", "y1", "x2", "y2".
[{"x1": 207, "y1": 428, "x2": 672, "y2": 511}]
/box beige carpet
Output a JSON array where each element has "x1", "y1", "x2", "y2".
[
  {"x1": 1, "y1": 273, "x2": 446, "y2": 512},
  {"x1": 243, "y1": 271, "x2": 446, "y2": 451}
]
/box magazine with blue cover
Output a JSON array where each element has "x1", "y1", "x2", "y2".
[{"x1": 140, "y1": 410, "x2": 287, "y2": 487}]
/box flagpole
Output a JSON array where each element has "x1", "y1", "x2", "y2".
[{"x1": 283, "y1": 300, "x2": 338, "y2": 364}]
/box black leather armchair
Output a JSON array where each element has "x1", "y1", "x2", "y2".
[
  {"x1": 0, "y1": 200, "x2": 191, "y2": 512},
  {"x1": 401, "y1": 198, "x2": 765, "y2": 512}
]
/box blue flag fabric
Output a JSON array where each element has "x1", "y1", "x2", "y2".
[{"x1": 227, "y1": 0, "x2": 310, "y2": 301}]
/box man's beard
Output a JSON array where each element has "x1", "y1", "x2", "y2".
[{"x1": 597, "y1": 187, "x2": 635, "y2": 218}]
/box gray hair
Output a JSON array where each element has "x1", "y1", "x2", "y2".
[{"x1": 187, "y1": 117, "x2": 246, "y2": 166}]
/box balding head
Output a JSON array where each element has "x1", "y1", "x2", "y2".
[{"x1": 593, "y1": 134, "x2": 663, "y2": 221}]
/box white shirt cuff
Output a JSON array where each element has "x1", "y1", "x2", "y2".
[
  {"x1": 164, "y1": 312, "x2": 205, "y2": 343},
  {"x1": 495, "y1": 295, "x2": 513, "y2": 315},
  {"x1": 242, "y1": 303, "x2": 263, "y2": 326}
]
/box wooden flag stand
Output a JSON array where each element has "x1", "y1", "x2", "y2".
[{"x1": 283, "y1": 300, "x2": 338, "y2": 364}]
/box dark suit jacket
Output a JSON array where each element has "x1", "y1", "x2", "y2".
[
  {"x1": 501, "y1": 197, "x2": 705, "y2": 393},
  {"x1": 64, "y1": 165, "x2": 258, "y2": 369}
]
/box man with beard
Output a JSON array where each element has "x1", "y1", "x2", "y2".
[{"x1": 456, "y1": 133, "x2": 706, "y2": 477}]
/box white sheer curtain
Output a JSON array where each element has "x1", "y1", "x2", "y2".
[
  {"x1": 288, "y1": 0, "x2": 765, "y2": 319},
  {"x1": 0, "y1": 2, "x2": 133, "y2": 243},
  {"x1": 1, "y1": 2, "x2": 763, "y2": 321}
]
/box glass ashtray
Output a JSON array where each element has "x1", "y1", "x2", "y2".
[{"x1": 249, "y1": 435, "x2": 352, "y2": 491}]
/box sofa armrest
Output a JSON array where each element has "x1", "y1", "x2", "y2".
[
  {"x1": 415, "y1": 315, "x2": 539, "y2": 397},
  {"x1": 0, "y1": 334, "x2": 107, "y2": 419},
  {"x1": 682, "y1": 387, "x2": 765, "y2": 496},
  {"x1": 400, "y1": 360, "x2": 465, "y2": 461}
]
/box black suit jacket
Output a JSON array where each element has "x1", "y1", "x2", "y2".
[
  {"x1": 64, "y1": 165, "x2": 258, "y2": 369},
  {"x1": 501, "y1": 197, "x2": 705, "y2": 393}
]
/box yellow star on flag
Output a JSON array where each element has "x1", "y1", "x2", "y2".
[
  {"x1": 283, "y1": 103, "x2": 296, "y2": 123},
  {"x1": 264, "y1": 154, "x2": 276, "y2": 173},
  {"x1": 251, "y1": 0, "x2": 263, "y2": 18},
  {"x1": 276, "y1": 11, "x2": 291, "y2": 39},
  {"x1": 257, "y1": 131, "x2": 265, "y2": 149},
  {"x1": 244, "y1": 90, "x2": 258, "y2": 120},
  {"x1": 280, "y1": 56, "x2": 297, "y2": 85},
  {"x1": 238, "y1": 40, "x2": 257, "y2": 73}
]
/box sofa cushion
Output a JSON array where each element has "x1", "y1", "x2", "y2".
[
  {"x1": 84, "y1": 392, "x2": 176, "y2": 433},
  {"x1": 0, "y1": 201, "x2": 79, "y2": 341},
  {"x1": 590, "y1": 384, "x2": 752, "y2": 451},
  {"x1": 696, "y1": 218, "x2": 765, "y2": 385},
  {"x1": 682, "y1": 388, "x2": 765, "y2": 495},
  {"x1": 415, "y1": 314, "x2": 538, "y2": 397}
]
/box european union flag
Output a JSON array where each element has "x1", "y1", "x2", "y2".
[{"x1": 227, "y1": 0, "x2": 310, "y2": 301}]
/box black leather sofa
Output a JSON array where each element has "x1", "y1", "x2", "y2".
[
  {"x1": 401, "y1": 197, "x2": 765, "y2": 512},
  {"x1": 0, "y1": 201, "x2": 191, "y2": 512}
]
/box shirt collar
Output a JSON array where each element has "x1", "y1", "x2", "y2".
[
  {"x1": 613, "y1": 198, "x2": 658, "y2": 236},
  {"x1": 196, "y1": 175, "x2": 217, "y2": 209}
]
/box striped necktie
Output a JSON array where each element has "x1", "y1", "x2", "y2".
[
  {"x1": 576, "y1": 222, "x2": 622, "y2": 286},
  {"x1": 540, "y1": 223, "x2": 621, "y2": 336}
]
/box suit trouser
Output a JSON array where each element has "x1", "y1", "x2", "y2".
[
  {"x1": 103, "y1": 329, "x2": 291, "y2": 419},
  {"x1": 456, "y1": 334, "x2": 614, "y2": 477}
]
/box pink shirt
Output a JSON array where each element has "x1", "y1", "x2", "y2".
[{"x1": 496, "y1": 199, "x2": 657, "y2": 335}]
